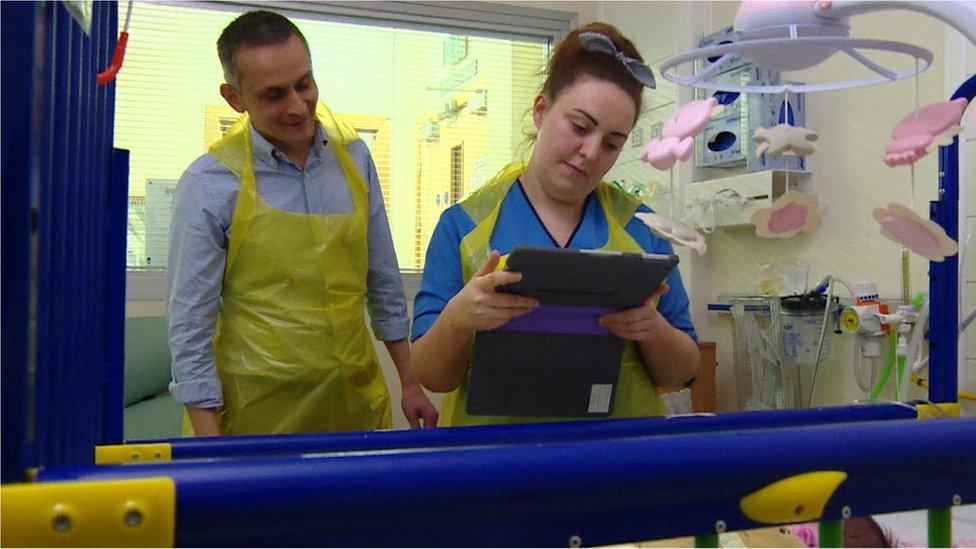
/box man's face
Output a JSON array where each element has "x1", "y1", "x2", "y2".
[{"x1": 221, "y1": 34, "x2": 318, "y2": 156}]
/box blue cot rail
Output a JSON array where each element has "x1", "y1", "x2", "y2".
[
  {"x1": 134, "y1": 402, "x2": 917, "y2": 459},
  {"x1": 39, "y1": 417, "x2": 976, "y2": 547}
]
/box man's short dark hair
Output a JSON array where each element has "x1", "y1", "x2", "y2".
[{"x1": 217, "y1": 10, "x2": 311, "y2": 87}]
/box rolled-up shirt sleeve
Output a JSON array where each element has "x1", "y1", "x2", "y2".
[
  {"x1": 356, "y1": 143, "x2": 409, "y2": 342},
  {"x1": 167, "y1": 165, "x2": 228, "y2": 408}
]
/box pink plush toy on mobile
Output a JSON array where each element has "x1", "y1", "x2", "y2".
[
  {"x1": 884, "y1": 97, "x2": 968, "y2": 167},
  {"x1": 641, "y1": 98, "x2": 723, "y2": 170}
]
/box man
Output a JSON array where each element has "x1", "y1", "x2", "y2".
[{"x1": 167, "y1": 10, "x2": 437, "y2": 436}]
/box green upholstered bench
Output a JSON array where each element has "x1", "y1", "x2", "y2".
[{"x1": 124, "y1": 316, "x2": 182, "y2": 440}]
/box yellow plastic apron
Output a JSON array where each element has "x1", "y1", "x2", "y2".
[
  {"x1": 190, "y1": 102, "x2": 392, "y2": 435},
  {"x1": 441, "y1": 162, "x2": 667, "y2": 427}
]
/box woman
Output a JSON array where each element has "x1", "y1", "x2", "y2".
[{"x1": 411, "y1": 23, "x2": 700, "y2": 426}]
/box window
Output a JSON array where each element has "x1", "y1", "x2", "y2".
[
  {"x1": 116, "y1": 1, "x2": 566, "y2": 282},
  {"x1": 450, "y1": 144, "x2": 464, "y2": 204}
]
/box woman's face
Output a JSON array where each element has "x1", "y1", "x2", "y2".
[{"x1": 530, "y1": 77, "x2": 636, "y2": 204}]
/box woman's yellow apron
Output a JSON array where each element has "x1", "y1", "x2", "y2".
[
  {"x1": 186, "y1": 102, "x2": 392, "y2": 435},
  {"x1": 441, "y1": 162, "x2": 667, "y2": 427}
]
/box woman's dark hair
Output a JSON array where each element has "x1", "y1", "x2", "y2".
[{"x1": 542, "y1": 22, "x2": 645, "y2": 122}]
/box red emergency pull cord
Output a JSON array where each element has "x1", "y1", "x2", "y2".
[
  {"x1": 97, "y1": 1, "x2": 133, "y2": 85},
  {"x1": 97, "y1": 31, "x2": 128, "y2": 85}
]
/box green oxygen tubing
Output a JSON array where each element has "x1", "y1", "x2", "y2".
[{"x1": 869, "y1": 292, "x2": 925, "y2": 401}]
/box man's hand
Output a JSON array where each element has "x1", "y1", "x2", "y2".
[
  {"x1": 401, "y1": 383, "x2": 439, "y2": 428},
  {"x1": 186, "y1": 405, "x2": 221, "y2": 437},
  {"x1": 598, "y1": 283, "x2": 670, "y2": 342}
]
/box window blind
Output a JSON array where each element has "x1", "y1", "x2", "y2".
[{"x1": 115, "y1": 1, "x2": 561, "y2": 272}]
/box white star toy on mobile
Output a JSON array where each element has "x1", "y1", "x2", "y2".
[
  {"x1": 753, "y1": 124, "x2": 819, "y2": 157},
  {"x1": 635, "y1": 212, "x2": 707, "y2": 256}
]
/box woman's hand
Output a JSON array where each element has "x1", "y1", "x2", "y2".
[
  {"x1": 442, "y1": 250, "x2": 540, "y2": 334},
  {"x1": 598, "y1": 283, "x2": 670, "y2": 341}
]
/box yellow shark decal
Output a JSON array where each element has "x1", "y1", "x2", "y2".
[{"x1": 740, "y1": 470, "x2": 847, "y2": 523}]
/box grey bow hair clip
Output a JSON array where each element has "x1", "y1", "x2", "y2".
[{"x1": 578, "y1": 32, "x2": 656, "y2": 89}]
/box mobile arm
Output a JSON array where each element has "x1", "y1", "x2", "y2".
[{"x1": 815, "y1": 1, "x2": 976, "y2": 45}]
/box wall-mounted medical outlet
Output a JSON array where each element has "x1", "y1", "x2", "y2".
[{"x1": 686, "y1": 170, "x2": 813, "y2": 229}]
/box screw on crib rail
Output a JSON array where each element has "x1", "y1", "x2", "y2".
[
  {"x1": 51, "y1": 504, "x2": 73, "y2": 533},
  {"x1": 0, "y1": 478, "x2": 175, "y2": 546},
  {"x1": 123, "y1": 502, "x2": 144, "y2": 528},
  {"x1": 95, "y1": 442, "x2": 172, "y2": 464}
]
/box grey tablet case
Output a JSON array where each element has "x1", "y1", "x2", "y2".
[{"x1": 466, "y1": 247, "x2": 679, "y2": 418}]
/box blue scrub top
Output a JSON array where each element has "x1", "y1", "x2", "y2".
[{"x1": 412, "y1": 181, "x2": 698, "y2": 343}]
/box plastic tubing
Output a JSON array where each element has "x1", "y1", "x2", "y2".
[
  {"x1": 853, "y1": 339, "x2": 868, "y2": 393},
  {"x1": 831, "y1": 277, "x2": 857, "y2": 302},
  {"x1": 806, "y1": 277, "x2": 835, "y2": 407},
  {"x1": 898, "y1": 296, "x2": 929, "y2": 401},
  {"x1": 959, "y1": 226, "x2": 974, "y2": 332},
  {"x1": 911, "y1": 374, "x2": 976, "y2": 402},
  {"x1": 897, "y1": 292, "x2": 925, "y2": 393},
  {"x1": 869, "y1": 332, "x2": 897, "y2": 401},
  {"x1": 962, "y1": 304, "x2": 976, "y2": 335},
  {"x1": 806, "y1": 276, "x2": 860, "y2": 407}
]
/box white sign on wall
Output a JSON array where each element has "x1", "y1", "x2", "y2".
[{"x1": 145, "y1": 179, "x2": 178, "y2": 268}]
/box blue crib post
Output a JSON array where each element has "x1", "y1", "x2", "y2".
[
  {"x1": 924, "y1": 71, "x2": 976, "y2": 549},
  {"x1": 929, "y1": 73, "x2": 975, "y2": 403}
]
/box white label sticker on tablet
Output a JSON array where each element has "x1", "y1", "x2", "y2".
[{"x1": 588, "y1": 384, "x2": 613, "y2": 414}]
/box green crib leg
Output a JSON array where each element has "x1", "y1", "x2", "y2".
[
  {"x1": 819, "y1": 520, "x2": 844, "y2": 548},
  {"x1": 928, "y1": 507, "x2": 951, "y2": 548},
  {"x1": 694, "y1": 533, "x2": 719, "y2": 547}
]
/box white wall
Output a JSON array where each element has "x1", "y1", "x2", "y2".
[
  {"x1": 599, "y1": 1, "x2": 971, "y2": 411},
  {"x1": 597, "y1": 0, "x2": 714, "y2": 345},
  {"x1": 712, "y1": 6, "x2": 949, "y2": 410},
  {"x1": 498, "y1": 0, "x2": 596, "y2": 26},
  {"x1": 599, "y1": 1, "x2": 732, "y2": 408}
]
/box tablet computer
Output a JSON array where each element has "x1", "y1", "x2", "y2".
[
  {"x1": 496, "y1": 246, "x2": 679, "y2": 309},
  {"x1": 466, "y1": 246, "x2": 679, "y2": 418}
]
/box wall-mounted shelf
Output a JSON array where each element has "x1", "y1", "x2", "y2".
[{"x1": 686, "y1": 169, "x2": 813, "y2": 229}]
